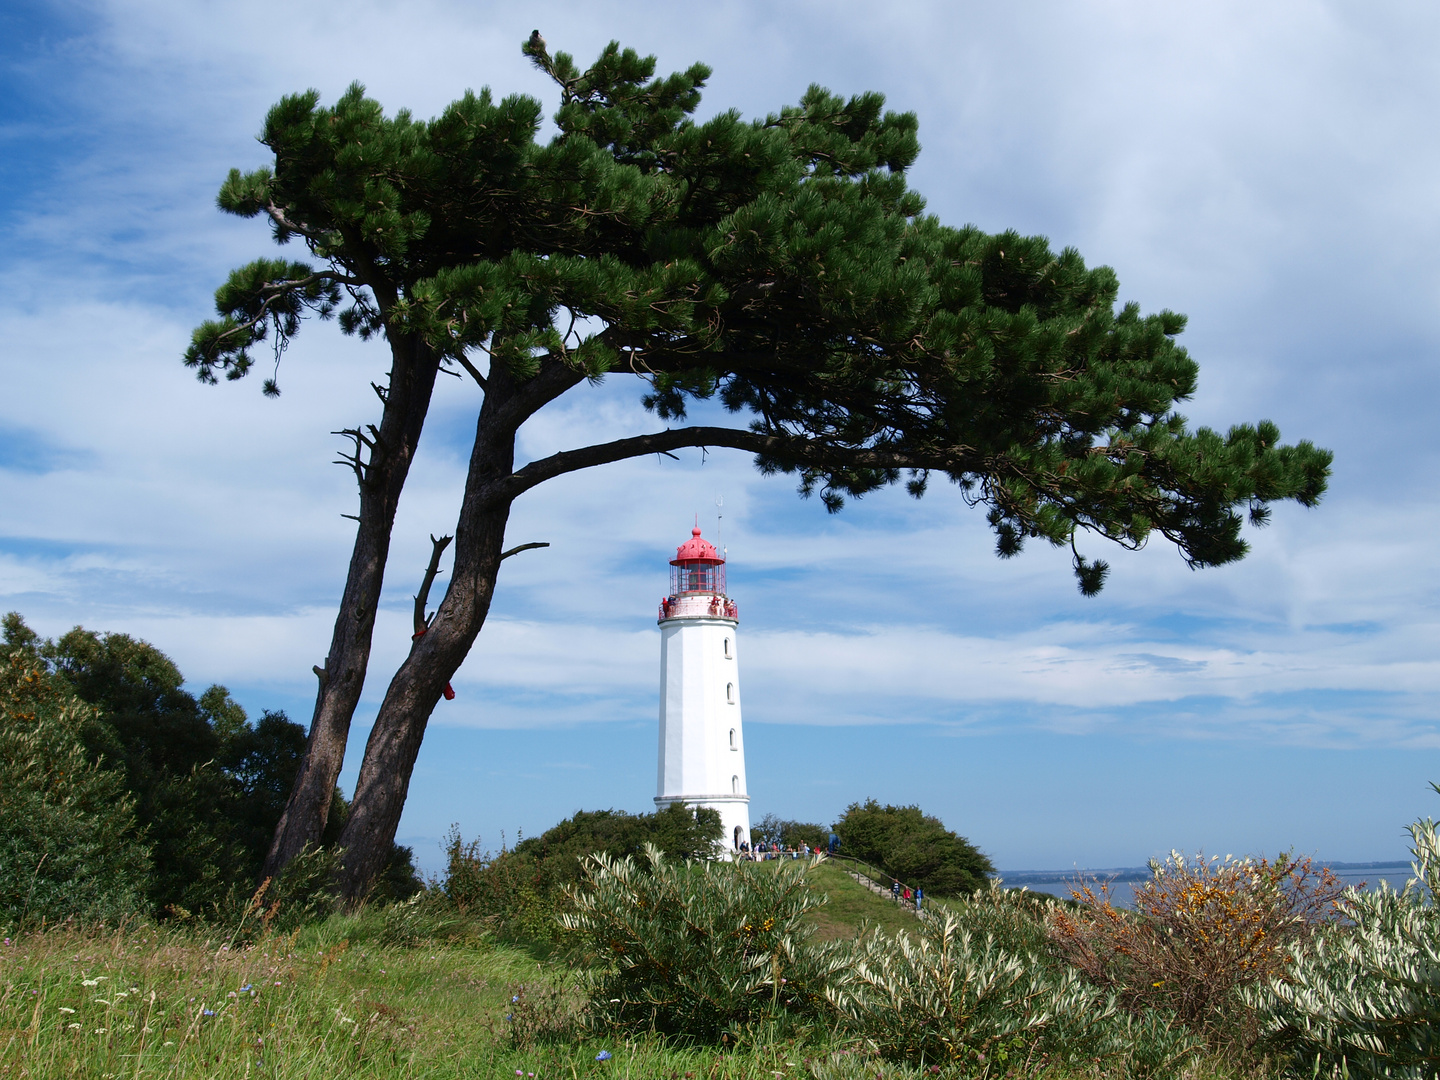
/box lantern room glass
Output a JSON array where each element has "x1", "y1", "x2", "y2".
[{"x1": 670, "y1": 560, "x2": 727, "y2": 595}]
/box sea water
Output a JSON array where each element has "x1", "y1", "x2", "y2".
[{"x1": 1001, "y1": 864, "x2": 1416, "y2": 908}]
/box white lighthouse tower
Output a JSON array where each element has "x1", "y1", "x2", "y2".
[{"x1": 654, "y1": 525, "x2": 751, "y2": 855}]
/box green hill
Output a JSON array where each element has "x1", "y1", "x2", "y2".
[{"x1": 801, "y1": 860, "x2": 921, "y2": 940}]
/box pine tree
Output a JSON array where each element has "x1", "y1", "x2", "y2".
[{"x1": 187, "y1": 36, "x2": 1331, "y2": 901}]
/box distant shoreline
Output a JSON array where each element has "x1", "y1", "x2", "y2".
[{"x1": 996, "y1": 860, "x2": 1413, "y2": 885}]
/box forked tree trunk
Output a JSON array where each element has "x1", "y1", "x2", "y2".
[
  {"x1": 261, "y1": 335, "x2": 441, "y2": 882},
  {"x1": 334, "y1": 376, "x2": 524, "y2": 901}
]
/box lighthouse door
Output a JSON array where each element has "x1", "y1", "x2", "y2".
[{"x1": 733, "y1": 825, "x2": 743, "y2": 850}]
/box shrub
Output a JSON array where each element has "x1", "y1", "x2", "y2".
[
  {"x1": 442, "y1": 806, "x2": 724, "y2": 943},
  {"x1": 1252, "y1": 789, "x2": 1440, "y2": 1078},
  {"x1": 832, "y1": 892, "x2": 1118, "y2": 1071},
  {"x1": 560, "y1": 845, "x2": 849, "y2": 1039},
  {"x1": 1047, "y1": 849, "x2": 1345, "y2": 1043},
  {"x1": 441, "y1": 827, "x2": 557, "y2": 942},
  {"x1": 0, "y1": 648, "x2": 151, "y2": 926},
  {"x1": 834, "y1": 800, "x2": 993, "y2": 895},
  {"x1": 513, "y1": 804, "x2": 724, "y2": 889}
]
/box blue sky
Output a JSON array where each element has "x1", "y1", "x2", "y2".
[{"x1": 3, "y1": 0, "x2": 1439, "y2": 874}]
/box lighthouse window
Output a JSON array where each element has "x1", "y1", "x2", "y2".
[
  {"x1": 726, "y1": 682, "x2": 735, "y2": 704},
  {"x1": 732, "y1": 775, "x2": 739, "y2": 794},
  {"x1": 729, "y1": 728, "x2": 737, "y2": 750},
  {"x1": 723, "y1": 637, "x2": 732, "y2": 658}
]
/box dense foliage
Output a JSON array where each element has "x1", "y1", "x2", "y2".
[
  {"x1": 830, "y1": 898, "x2": 1205, "y2": 1074},
  {"x1": 442, "y1": 805, "x2": 722, "y2": 940},
  {"x1": 512, "y1": 804, "x2": 724, "y2": 872},
  {"x1": 562, "y1": 846, "x2": 848, "y2": 1040},
  {"x1": 0, "y1": 646, "x2": 151, "y2": 925},
  {"x1": 562, "y1": 849, "x2": 1204, "y2": 1074},
  {"x1": 0, "y1": 613, "x2": 419, "y2": 920},
  {"x1": 1048, "y1": 852, "x2": 1345, "y2": 1048},
  {"x1": 834, "y1": 799, "x2": 994, "y2": 895}
]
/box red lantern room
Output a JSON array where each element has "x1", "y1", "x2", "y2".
[{"x1": 670, "y1": 526, "x2": 726, "y2": 595}]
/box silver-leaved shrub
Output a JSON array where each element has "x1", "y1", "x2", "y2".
[
  {"x1": 829, "y1": 886, "x2": 1202, "y2": 1075},
  {"x1": 1253, "y1": 787, "x2": 1440, "y2": 1079}
]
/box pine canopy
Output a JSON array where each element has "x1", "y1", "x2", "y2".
[{"x1": 188, "y1": 39, "x2": 1329, "y2": 592}]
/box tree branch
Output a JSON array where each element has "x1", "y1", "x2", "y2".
[
  {"x1": 500, "y1": 541, "x2": 550, "y2": 560},
  {"x1": 453, "y1": 352, "x2": 489, "y2": 390},
  {"x1": 494, "y1": 427, "x2": 979, "y2": 503},
  {"x1": 264, "y1": 201, "x2": 328, "y2": 244},
  {"x1": 412, "y1": 533, "x2": 454, "y2": 635}
]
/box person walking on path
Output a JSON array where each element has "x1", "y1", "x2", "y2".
[
  {"x1": 892, "y1": 880, "x2": 901, "y2": 901},
  {"x1": 828, "y1": 832, "x2": 840, "y2": 855},
  {"x1": 915, "y1": 886, "x2": 923, "y2": 911}
]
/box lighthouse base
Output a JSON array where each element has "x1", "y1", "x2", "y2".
[{"x1": 655, "y1": 795, "x2": 751, "y2": 860}]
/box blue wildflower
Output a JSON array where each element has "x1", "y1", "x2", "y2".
[
  {"x1": 512, "y1": 995, "x2": 520, "y2": 1003},
  {"x1": 238, "y1": 984, "x2": 253, "y2": 993},
  {"x1": 202, "y1": 1009, "x2": 215, "y2": 1017},
  {"x1": 595, "y1": 1050, "x2": 612, "y2": 1061}
]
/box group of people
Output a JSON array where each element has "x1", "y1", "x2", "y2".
[
  {"x1": 890, "y1": 878, "x2": 923, "y2": 910},
  {"x1": 737, "y1": 840, "x2": 819, "y2": 860},
  {"x1": 736, "y1": 831, "x2": 843, "y2": 861}
]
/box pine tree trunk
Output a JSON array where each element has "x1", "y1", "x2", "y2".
[
  {"x1": 333, "y1": 361, "x2": 584, "y2": 903},
  {"x1": 334, "y1": 389, "x2": 522, "y2": 901},
  {"x1": 261, "y1": 336, "x2": 441, "y2": 883},
  {"x1": 333, "y1": 500, "x2": 511, "y2": 900}
]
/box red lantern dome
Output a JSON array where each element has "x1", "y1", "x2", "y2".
[{"x1": 671, "y1": 526, "x2": 724, "y2": 566}]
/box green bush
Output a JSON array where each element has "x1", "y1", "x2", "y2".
[
  {"x1": 442, "y1": 805, "x2": 724, "y2": 943},
  {"x1": 1253, "y1": 787, "x2": 1440, "y2": 1079},
  {"x1": 561, "y1": 845, "x2": 850, "y2": 1039},
  {"x1": 441, "y1": 827, "x2": 556, "y2": 941},
  {"x1": 2, "y1": 613, "x2": 421, "y2": 922},
  {"x1": 831, "y1": 896, "x2": 1112, "y2": 1070},
  {"x1": 0, "y1": 648, "x2": 151, "y2": 926},
  {"x1": 513, "y1": 804, "x2": 724, "y2": 890},
  {"x1": 835, "y1": 799, "x2": 994, "y2": 895}
]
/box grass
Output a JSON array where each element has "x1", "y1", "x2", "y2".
[
  {"x1": 800, "y1": 863, "x2": 922, "y2": 941},
  {"x1": 0, "y1": 916, "x2": 818, "y2": 1078}
]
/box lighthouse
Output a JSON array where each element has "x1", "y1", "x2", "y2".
[{"x1": 654, "y1": 526, "x2": 751, "y2": 855}]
